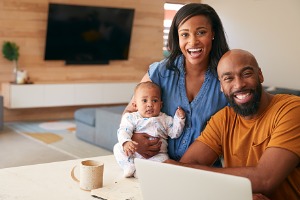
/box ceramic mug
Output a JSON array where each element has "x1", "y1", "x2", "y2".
[{"x1": 71, "y1": 160, "x2": 104, "y2": 191}]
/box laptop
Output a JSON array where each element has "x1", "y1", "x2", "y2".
[{"x1": 135, "y1": 158, "x2": 252, "y2": 200}]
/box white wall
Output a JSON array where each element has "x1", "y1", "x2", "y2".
[{"x1": 203, "y1": 0, "x2": 300, "y2": 90}]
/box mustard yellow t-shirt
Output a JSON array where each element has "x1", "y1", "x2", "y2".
[{"x1": 198, "y1": 94, "x2": 300, "y2": 200}]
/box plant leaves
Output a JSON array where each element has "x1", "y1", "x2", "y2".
[{"x1": 2, "y1": 41, "x2": 19, "y2": 61}]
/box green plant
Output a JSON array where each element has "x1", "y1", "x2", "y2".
[
  {"x1": 2, "y1": 41, "x2": 20, "y2": 83},
  {"x1": 2, "y1": 41, "x2": 19, "y2": 61}
]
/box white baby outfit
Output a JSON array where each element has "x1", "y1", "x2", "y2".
[{"x1": 113, "y1": 111, "x2": 185, "y2": 177}]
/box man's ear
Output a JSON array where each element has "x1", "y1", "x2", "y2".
[{"x1": 258, "y1": 68, "x2": 264, "y2": 83}]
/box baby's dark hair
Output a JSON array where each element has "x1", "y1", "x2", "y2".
[{"x1": 134, "y1": 81, "x2": 161, "y2": 97}]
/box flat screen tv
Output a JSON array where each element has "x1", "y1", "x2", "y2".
[{"x1": 44, "y1": 3, "x2": 135, "y2": 64}]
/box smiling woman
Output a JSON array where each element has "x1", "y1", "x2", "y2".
[{"x1": 123, "y1": 3, "x2": 229, "y2": 163}]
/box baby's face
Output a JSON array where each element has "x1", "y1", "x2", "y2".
[{"x1": 134, "y1": 86, "x2": 162, "y2": 118}]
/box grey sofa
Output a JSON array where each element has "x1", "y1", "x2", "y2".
[
  {"x1": 264, "y1": 86, "x2": 300, "y2": 96},
  {"x1": 74, "y1": 105, "x2": 126, "y2": 151}
]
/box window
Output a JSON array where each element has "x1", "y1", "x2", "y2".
[{"x1": 163, "y1": 3, "x2": 184, "y2": 57}]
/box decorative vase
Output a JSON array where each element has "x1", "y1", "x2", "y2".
[
  {"x1": 16, "y1": 70, "x2": 28, "y2": 84},
  {"x1": 13, "y1": 60, "x2": 18, "y2": 84}
]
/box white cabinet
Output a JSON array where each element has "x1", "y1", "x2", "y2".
[
  {"x1": 44, "y1": 84, "x2": 75, "y2": 106},
  {"x1": 2, "y1": 82, "x2": 136, "y2": 108},
  {"x1": 9, "y1": 84, "x2": 44, "y2": 108},
  {"x1": 74, "y1": 83, "x2": 134, "y2": 105}
]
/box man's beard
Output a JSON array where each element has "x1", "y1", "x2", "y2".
[{"x1": 225, "y1": 83, "x2": 262, "y2": 117}]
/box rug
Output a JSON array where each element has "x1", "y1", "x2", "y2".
[
  {"x1": 24, "y1": 132, "x2": 63, "y2": 144},
  {"x1": 6, "y1": 120, "x2": 113, "y2": 159},
  {"x1": 0, "y1": 126, "x2": 75, "y2": 169},
  {"x1": 39, "y1": 121, "x2": 76, "y2": 131},
  {"x1": 23, "y1": 121, "x2": 75, "y2": 144}
]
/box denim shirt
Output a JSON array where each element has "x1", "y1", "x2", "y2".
[{"x1": 148, "y1": 55, "x2": 228, "y2": 161}]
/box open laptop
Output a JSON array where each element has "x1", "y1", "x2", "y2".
[{"x1": 135, "y1": 158, "x2": 252, "y2": 200}]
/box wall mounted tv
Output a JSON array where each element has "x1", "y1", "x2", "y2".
[{"x1": 44, "y1": 3, "x2": 135, "y2": 64}]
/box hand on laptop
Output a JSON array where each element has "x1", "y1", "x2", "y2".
[{"x1": 132, "y1": 133, "x2": 161, "y2": 159}]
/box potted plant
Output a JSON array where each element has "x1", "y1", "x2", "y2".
[{"x1": 2, "y1": 41, "x2": 20, "y2": 83}]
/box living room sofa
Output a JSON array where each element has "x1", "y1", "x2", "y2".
[
  {"x1": 264, "y1": 86, "x2": 300, "y2": 96},
  {"x1": 74, "y1": 105, "x2": 126, "y2": 152}
]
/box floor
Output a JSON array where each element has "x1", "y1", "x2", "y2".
[{"x1": 0, "y1": 120, "x2": 113, "y2": 169}]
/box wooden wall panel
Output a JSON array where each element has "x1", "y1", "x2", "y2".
[{"x1": 0, "y1": 0, "x2": 200, "y2": 121}]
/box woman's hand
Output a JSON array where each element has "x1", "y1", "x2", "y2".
[
  {"x1": 132, "y1": 133, "x2": 161, "y2": 159},
  {"x1": 252, "y1": 194, "x2": 270, "y2": 200}
]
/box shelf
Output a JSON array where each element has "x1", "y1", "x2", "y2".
[{"x1": 2, "y1": 82, "x2": 136, "y2": 108}]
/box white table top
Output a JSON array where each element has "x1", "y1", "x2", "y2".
[{"x1": 0, "y1": 155, "x2": 139, "y2": 200}]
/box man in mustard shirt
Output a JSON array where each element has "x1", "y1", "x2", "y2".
[{"x1": 166, "y1": 49, "x2": 300, "y2": 200}]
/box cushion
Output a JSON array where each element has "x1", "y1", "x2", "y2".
[{"x1": 74, "y1": 108, "x2": 96, "y2": 127}]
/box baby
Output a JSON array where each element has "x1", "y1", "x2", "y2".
[{"x1": 113, "y1": 81, "x2": 185, "y2": 177}]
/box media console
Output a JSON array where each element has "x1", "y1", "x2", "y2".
[{"x1": 2, "y1": 82, "x2": 137, "y2": 109}]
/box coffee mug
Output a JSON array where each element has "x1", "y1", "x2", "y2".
[{"x1": 71, "y1": 160, "x2": 104, "y2": 191}]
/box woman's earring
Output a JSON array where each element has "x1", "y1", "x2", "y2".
[{"x1": 212, "y1": 37, "x2": 215, "y2": 40}]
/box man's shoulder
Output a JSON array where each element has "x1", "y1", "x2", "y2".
[
  {"x1": 273, "y1": 94, "x2": 300, "y2": 106},
  {"x1": 267, "y1": 94, "x2": 300, "y2": 119}
]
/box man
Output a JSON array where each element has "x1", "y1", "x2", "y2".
[{"x1": 166, "y1": 49, "x2": 300, "y2": 199}]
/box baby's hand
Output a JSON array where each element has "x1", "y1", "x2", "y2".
[
  {"x1": 176, "y1": 107, "x2": 185, "y2": 119},
  {"x1": 123, "y1": 141, "x2": 138, "y2": 156}
]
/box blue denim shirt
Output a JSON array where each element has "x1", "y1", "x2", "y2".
[{"x1": 148, "y1": 55, "x2": 228, "y2": 161}]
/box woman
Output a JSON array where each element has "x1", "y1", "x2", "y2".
[{"x1": 125, "y1": 3, "x2": 229, "y2": 162}]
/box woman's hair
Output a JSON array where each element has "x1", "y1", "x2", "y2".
[{"x1": 167, "y1": 3, "x2": 229, "y2": 74}]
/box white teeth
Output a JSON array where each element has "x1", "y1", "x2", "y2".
[
  {"x1": 236, "y1": 93, "x2": 250, "y2": 100},
  {"x1": 189, "y1": 48, "x2": 202, "y2": 52}
]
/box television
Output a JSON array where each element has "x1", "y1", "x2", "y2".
[{"x1": 44, "y1": 3, "x2": 135, "y2": 64}]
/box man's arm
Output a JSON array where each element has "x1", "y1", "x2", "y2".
[{"x1": 169, "y1": 140, "x2": 299, "y2": 197}]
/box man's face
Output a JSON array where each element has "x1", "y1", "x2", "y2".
[{"x1": 217, "y1": 50, "x2": 264, "y2": 117}]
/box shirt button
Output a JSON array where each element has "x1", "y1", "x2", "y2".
[{"x1": 182, "y1": 140, "x2": 186, "y2": 144}]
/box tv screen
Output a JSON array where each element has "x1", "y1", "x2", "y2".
[{"x1": 44, "y1": 3, "x2": 135, "y2": 64}]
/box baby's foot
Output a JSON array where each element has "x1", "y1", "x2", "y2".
[{"x1": 123, "y1": 166, "x2": 135, "y2": 178}]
